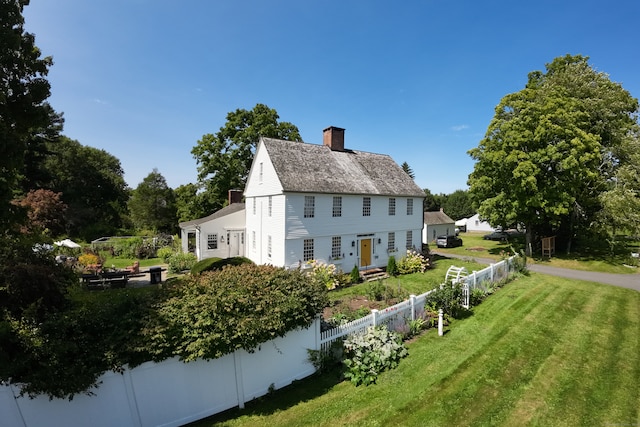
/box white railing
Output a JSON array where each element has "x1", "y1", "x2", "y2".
[{"x1": 320, "y1": 254, "x2": 520, "y2": 350}]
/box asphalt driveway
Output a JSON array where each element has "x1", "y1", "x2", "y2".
[{"x1": 432, "y1": 251, "x2": 640, "y2": 293}]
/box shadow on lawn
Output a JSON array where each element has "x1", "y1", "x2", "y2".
[{"x1": 185, "y1": 371, "x2": 344, "y2": 426}]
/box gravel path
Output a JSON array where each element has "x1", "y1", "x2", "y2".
[{"x1": 432, "y1": 251, "x2": 640, "y2": 292}]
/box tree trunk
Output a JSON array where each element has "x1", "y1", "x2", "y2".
[{"x1": 525, "y1": 225, "x2": 534, "y2": 257}]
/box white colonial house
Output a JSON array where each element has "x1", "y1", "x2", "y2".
[
  {"x1": 423, "y1": 209, "x2": 456, "y2": 243},
  {"x1": 179, "y1": 192, "x2": 246, "y2": 261},
  {"x1": 243, "y1": 126, "x2": 425, "y2": 271}
]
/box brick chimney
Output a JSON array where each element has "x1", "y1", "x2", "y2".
[
  {"x1": 228, "y1": 189, "x2": 243, "y2": 205},
  {"x1": 323, "y1": 126, "x2": 345, "y2": 151}
]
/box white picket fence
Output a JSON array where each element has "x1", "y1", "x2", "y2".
[{"x1": 320, "y1": 254, "x2": 520, "y2": 350}]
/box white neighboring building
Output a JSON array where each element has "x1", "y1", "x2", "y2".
[
  {"x1": 179, "y1": 193, "x2": 246, "y2": 261},
  {"x1": 465, "y1": 213, "x2": 496, "y2": 233},
  {"x1": 423, "y1": 209, "x2": 456, "y2": 243},
  {"x1": 244, "y1": 126, "x2": 425, "y2": 271}
]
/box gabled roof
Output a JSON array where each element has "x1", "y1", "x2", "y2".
[
  {"x1": 261, "y1": 138, "x2": 425, "y2": 197},
  {"x1": 179, "y1": 203, "x2": 245, "y2": 228},
  {"x1": 423, "y1": 210, "x2": 455, "y2": 225}
]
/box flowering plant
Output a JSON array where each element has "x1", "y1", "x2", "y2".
[{"x1": 397, "y1": 249, "x2": 429, "y2": 274}]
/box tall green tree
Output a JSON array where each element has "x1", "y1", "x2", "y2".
[
  {"x1": 128, "y1": 169, "x2": 177, "y2": 233},
  {"x1": 0, "y1": 0, "x2": 62, "y2": 229},
  {"x1": 43, "y1": 136, "x2": 129, "y2": 240},
  {"x1": 174, "y1": 183, "x2": 207, "y2": 223},
  {"x1": 442, "y1": 189, "x2": 474, "y2": 220},
  {"x1": 468, "y1": 55, "x2": 639, "y2": 255},
  {"x1": 191, "y1": 104, "x2": 301, "y2": 212}
]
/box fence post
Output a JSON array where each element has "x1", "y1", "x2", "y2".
[
  {"x1": 410, "y1": 295, "x2": 416, "y2": 321},
  {"x1": 371, "y1": 309, "x2": 379, "y2": 327},
  {"x1": 438, "y1": 309, "x2": 444, "y2": 336},
  {"x1": 490, "y1": 263, "x2": 494, "y2": 282}
]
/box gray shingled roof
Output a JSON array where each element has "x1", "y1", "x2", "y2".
[
  {"x1": 179, "y1": 203, "x2": 245, "y2": 228},
  {"x1": 262, "y1": 138, "x2": 425, "y2": 197},
  {"x1": 423, "y1": 210, "x2": 455, "y2": 225}
]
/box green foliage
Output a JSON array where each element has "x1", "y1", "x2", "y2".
[
  {"x1": 343, "y1": 326, "x2": 408, "y2": 386},
  {"x1": 469, "y1": 288, "x2": 486, "y2": 306},
  {"x1": 191, "y1": 103, "x2": 301, "y2": 212},
  {"x1": 468, "y1": 54, "x2": 640, "y2": 254},
  {"x1": 190, "y1": 256, "x2": 253, "y2": 275},
  {"x1": 0, "y1": 0, "x2": 62, "y2": 229},
  {"x1": 143, "y1": 264, "x2": 329, "y2": 362},
  {"x1": 365, "y1": 279, "x2": 385, "y2": 301},
  {"x1": 425, "y1": 282, "x2": 464, "y2": 318},
  {"x1": 43, "y1": 137, "x2": 129, "y2": 241},
  {"x1": 167, "y1": 252, "x2": 197, "y2": 273},
  {"x1": 386, "y1": 255, "x2": 398, "y2": 276},
  {"x1": 156, "y1": 246, "x2": 175, "y2": 263},
  {"x1": 350, "y1": 265, "x2": 361, "y2": 284},
  {"x1": 1, "y1": 287, "x2": 158, "y2": 399},
  {"x1": 128, "y1": 168, "x2": 177, "y2": 234},
  {"x1": 397, "y1": 250, "x2": 429, "y2": 274}
]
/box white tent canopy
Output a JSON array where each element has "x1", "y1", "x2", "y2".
[{"x1": 54, "y1": 238, "x2": 81, "y2": 248}]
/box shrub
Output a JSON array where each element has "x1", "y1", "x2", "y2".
[
  {"x1": 350, "y1": 265, "x2": 361, "y2": 284},
  {"x1": 190, "y1": 257, "x2": 222, "y2": 275},
  {"x1": 306, "y1": 260, "x2": 339, "y2": 290},
  {"x1": 365, "y1": 279, "x2": 385, "y2": 301},
  {"x1": 425, "y1": 282, "x2": 464, "y2": 318},
  {"x1": 156, "y1": 246, "x2": 174, "y2": 263},
  {"x1": 190, "y1": 257, "x2": 253, "y2": 275},
  {"x1": 167, "y1": 252, "x2": 197, "y2": 273},
  {"x1": 397, "y1": 250, "x2": 429, "y2": 274},
  {"x1": 78, "y1": 253, "x2": 99, "y2": 267},
  {"x1": 386, "y1": 255, "x2": 398, "y2": 276},
  {"x1": 343, "y1": 326, "x2": 408, "y2": 386},
  {"x1": 144, "y1": 264, "x2": 329, "y2": 362}
]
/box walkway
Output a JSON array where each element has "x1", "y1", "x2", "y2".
[{"x1": 432, "y1": 251, "x2": 640, "y2": 293}]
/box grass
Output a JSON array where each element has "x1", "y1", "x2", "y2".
[
  {"x1": 441, "y1": 232, "x2": 640, "y2": 274},
  {"x1": 188, "y1": 273, "x2": 640, "y2": 427}
]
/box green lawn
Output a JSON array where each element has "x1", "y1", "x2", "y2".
[
  {"x1": 441, "y1": 232, "x2": 640, "y2": 274},
  {"x1": 190, "y1": 273, "x2": 640, "y2": 427}
]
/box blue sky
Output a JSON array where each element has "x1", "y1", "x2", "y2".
[{"x1": 23, "y1": 0, "x2": 640, "y2": 194}]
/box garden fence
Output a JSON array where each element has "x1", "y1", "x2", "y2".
[{"x1": 320, "y1": 254, "x2": 520, "y2": 351}]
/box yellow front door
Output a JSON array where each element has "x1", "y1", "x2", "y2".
[{"x1": 360, "y1": 239, "x2": 371, "y2": 267}]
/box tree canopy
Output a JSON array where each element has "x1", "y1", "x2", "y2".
[
  {"x1": 43, "y1": 136, "x2": 130, "y2": 240},
  {"x1": 468, "y1": 55, "x2": 640, "y2": 254},
  {"x1": 191, "y1": 104, "x2": 301, "y2": 212},
  {"x1": 0, "y1": 0, "x2": 62, "y2": 229},
  {"x1": 128, "y1": 168, "x2": 177, "y2": 233}
]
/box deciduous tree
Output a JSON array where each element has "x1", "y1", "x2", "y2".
[
  {"x1": 468, "y1": 55, "x2": 639, "y2": 255},
  {"x1": 191, "y1": 104, "x2": 301, "y2": 212}
]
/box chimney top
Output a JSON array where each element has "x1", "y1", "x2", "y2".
[
  {"x1": 323, "y1": 126, "x2": 345, "y2": 152},
  {"x1": 228, "y1": 189, "x2": 243, "y2": 205}
]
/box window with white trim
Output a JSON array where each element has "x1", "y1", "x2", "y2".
[
  {"x1": 406, "y1": 230, "x2": 413, "y2": 249},
  {"x1": 252, "y1": 231, "x2": 256, "y2": 250},
  {"x1": 331, "y1": 236, "x2": 341, "y2": 259},
  {"x1": 252, "y1": 198, "x2": 256, "y2": 215},
  {"x1": 363, "y1": 197, "x2": 371, "y2": 216},
  {"x1": 388, "y1": 232, "x2": 395, "y2": 252},
  {"x1": 267, "y1": 235, "x2": 272, "y2": 258},
  {"x1": 207, "y1": 234, "x2": 218, "y2": 250},
  {"x1": 304, "y1": 196, "x2": 315, "y2": 218},
  {"x1": 407, "y1": 198, "x2": 413, "y2": 215},
  {"x1": 268, "y1": 196, "x2": 272, "y2": 217},
  {"x1": 259, "y1": 162, "x2": 263, "y2": 183},
  {"x1": 388, "y1": 198, "x2": 396, "y2": 216},
  {"x1": 303, "y1": 239, "x2": 314, "y2": 261},
  {"x1": 332, "y1": 196, "x2": 342, "y2": 217}
]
